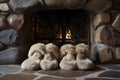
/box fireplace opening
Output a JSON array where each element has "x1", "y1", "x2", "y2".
[{"x1": 31, "y1": 9, "x2": 90, "y2": 46}]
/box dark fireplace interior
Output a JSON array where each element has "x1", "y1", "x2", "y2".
[{"x1": 31, "y1": 9, "x2": 90, "y2": 46}]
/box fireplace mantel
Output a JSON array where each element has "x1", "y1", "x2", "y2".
[{"x1": 9, "y1": 0, "x2": 112, "y2": 13}]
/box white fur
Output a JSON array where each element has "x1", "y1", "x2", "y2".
[
  {"x1": 28, "y1": 43, "x2": 46, "y2": 58},
  {"x1": 40, "y1": 53, "x2": 58, "y2": 70},
  {"x1": 21, "y1": 51, "x2": 42, "y2": 70},
  {"x1": 60, "y1": 44, "x2": 76, "y2": 58},
  {"x1": 46, "y1": 43, "x2": 60, "y2": 61},
  {"x1": 76, "y1": 53, "x2": 95, "y2": 70},
  {"x1": 59, "y1": 53, "x2": 77, "y2": 70},
  {"x1": 21, "y1": 57, "x2": 40, "y2": 70},
  {"x1": 76, "y1": 43, "x2": 89, "y2": 57}
]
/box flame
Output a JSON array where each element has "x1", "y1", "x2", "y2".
[{"x1": 66, "y1": 30, "x2": 72, "y2": 39}]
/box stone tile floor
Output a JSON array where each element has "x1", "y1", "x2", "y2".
[{"x1": 0, "y1": 64, "x2": 120, "y2": 80}]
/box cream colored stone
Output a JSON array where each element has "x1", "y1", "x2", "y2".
[
  {"x1": 112, "y1": 14, "x2": 120, "y2": 32},
  {"x1": 0, "y1": 3, "x2": 9, "y2": 11},
  {"x1": 94, "y1": 13, "x2": 110, "y2": 27},
  {"x1": 95, "y1": 25, "x2": 104, "y2": 43},
  {"x1": 95, "y1": 25, "x2": 120, "y2": 46},
  {"x1": 7, "y1": 13, "x2": 24, "y2": 30}
]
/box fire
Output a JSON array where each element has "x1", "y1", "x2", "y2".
[{"x1": 66, "y1": 30, "x2": 72, "y2": 39}]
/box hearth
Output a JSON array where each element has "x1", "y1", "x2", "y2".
[{"x1": 31, "y1": 10, "x2": 90, "y2": 46}]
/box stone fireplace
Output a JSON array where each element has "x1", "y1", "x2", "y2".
[{"x1": 0, "y1": 0, "x2": 120, "y2": 64}]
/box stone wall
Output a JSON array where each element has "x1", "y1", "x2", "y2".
[
  {"x1": 0, "y1": 13, "x2": 30, "y2": 64},
  {"x1": 91, "y1": 13, "x2": 120, "y2": 63}
]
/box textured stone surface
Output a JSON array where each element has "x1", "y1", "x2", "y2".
[
  {"x1": 0, "y1": 29, "x2": 20, "y2": 46},
  {"x1": 100, "y1": 64, "x2": 120, "y2": 70},
  {"x1": 92, "y1": 43, "x2": 113, "y2": 62},
  {"x1": 0, "y1": 0, "x2": 9, "y2": 3},
  {"x1": 112, "y1": 14, "x2": 120, "y2": 32},
  {"x1": 0, "y1": 15, "x2": 7, "y2": 30},
  {"x1": 64, "y1": 0, "x2": 87, "y2": 9},
  {"x1": 94, "y1": 13, "x2": 110, "y2": 28},
  {"x1": 9, "y1": 0, "x2": 87, "y2": 11},
  {"x1": 85, "y1": 78, "x2": 120, "y2": 80},
  {"x1": 8, "y1": 0, "x2": 113, "y2": 12},
  {"x1": 95, "y1": 25, "x2": 108, "y2": 44},
  {"x1": 39, "y1": 67, "x2": 103, "y2": 77},
  {"x1": 0, "y1": 3, "x2": 9, "y2": 11},
  {"x1": 115, "y1": 48, "x2": 120, "y2": 59},
  {"x1": 0, "y1": 65, "x2": 20, "y2": 74},
  {"x1": 7, "y1": 13, "x2": 24, "y2": 30},
  {"x1": 85, "y1": 0, "x2": 112, "y2": 12},
  {"x1": 99, "y1": 71, "x2": 120, "y2": 78},
  {"x1": 9, "y1": 0, "x2": 39, "y2": 12},
  {"x1": 95, "y1": 25, "x2": 120, "y2": 46},
  {"x1": 0, "y1": 74, "x2": 37, "y2": 80},
  {"x1": 39, "y1": 0, "x2": 87, "y2": 9},
  {"x1": 38, "y1": 76, "x2": 74, "y2": 80},
  {"x1": 0, "y1": 42, "x2": 7, "y2": 51},
  {"x1": 20, "y1": 69, "x2": 36, "y2": 74},
  {"x1": 0, "y1": 47, "x2": 22, "y2": 64},
  {"x1": 98, "y1": 47, "x2": 113, "y2": 63},
  {"x1": 95, "y1": 26, "x2": 103, "y2": 43},
  {"x1": 0, "y1": 64, "x2": 119, "y2": 80}
]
